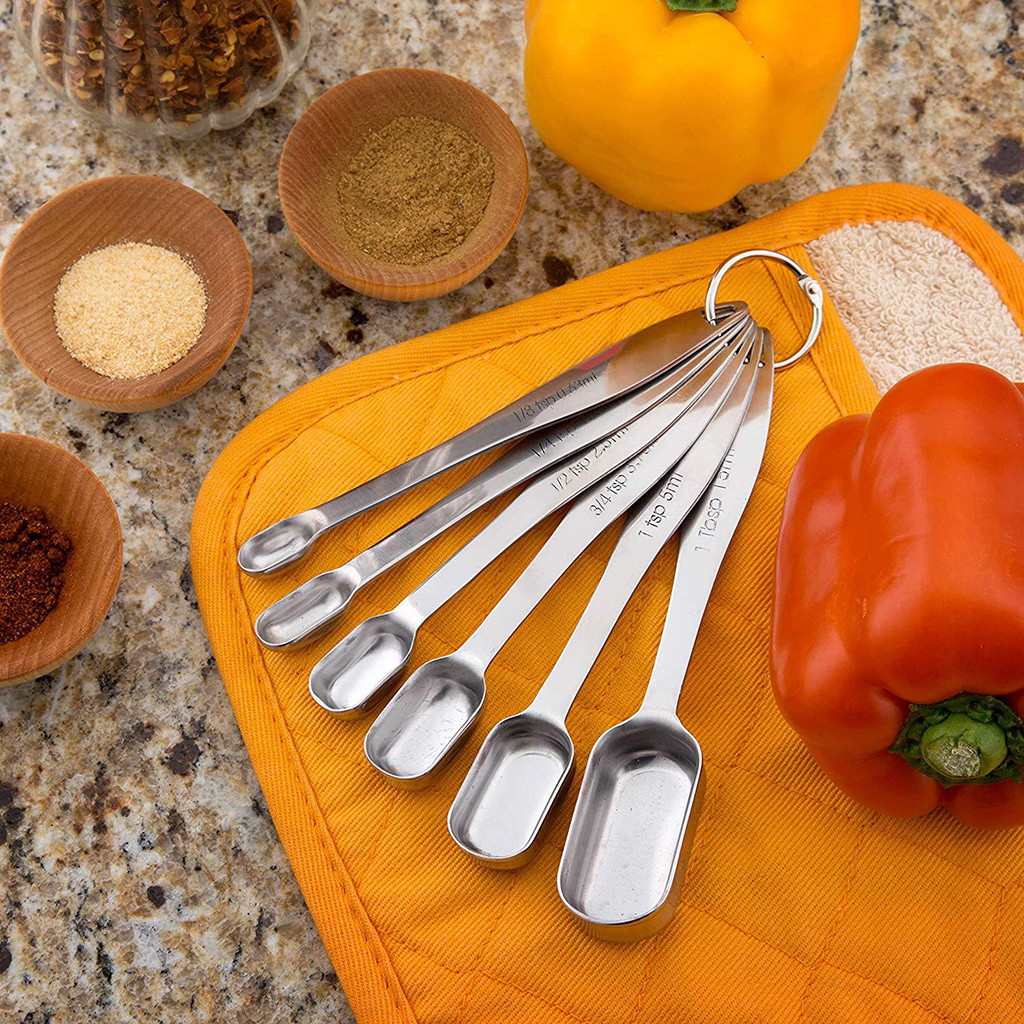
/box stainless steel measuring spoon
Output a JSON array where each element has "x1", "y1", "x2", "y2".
[
  {"x1": 556, "y1": 246, "x2": 825, "y2": 941},
  {"x1": 238, "y1": 304, "x2": 750, "y2": 576},
  {"x1": 255, "y1": 314, "x2": 752, "y2": 649},
  {"x1": 308, "y1": 321, "x2": 759, "y2": 718},
  {"x1": 446, "y1": 337, "x2": 764, "y2": 869},
  {"x1": 556, "y1": 338, "x2": 775, "y2": 942},
  {"x1": 363, "y1": 331, "x2": 756, "y2": 786}
]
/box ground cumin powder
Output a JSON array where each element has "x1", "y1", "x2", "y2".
[
  {"x1": 337, "y1": 114, "x2": 494, "y2": 265},
  {"x1": 0, "y1": 503, "x2": 72, "y2": 645}
]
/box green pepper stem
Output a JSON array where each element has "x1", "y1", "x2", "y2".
[
  {"x1": 920, "y1": 714, "x2": 1007, "y2": 780},
  {"x1": 889, "y1": 694, "x2": 1024, "y2": 788},
  {"x1": 665, "y1": 0, "x2": 738, "y2": 11}
]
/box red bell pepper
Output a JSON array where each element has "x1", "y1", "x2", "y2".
[{"x1": 771, "y1": 363, "x2": 1024, "y2": 829}]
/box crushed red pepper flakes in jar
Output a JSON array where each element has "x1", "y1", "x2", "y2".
[{"x1": 18, "y1": 0, "x2": 306, "y2": 129}]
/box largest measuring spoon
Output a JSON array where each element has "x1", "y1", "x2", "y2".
[
  {"x1": 238, "y1": 304, "x2": 750, "y2": 575},
  {"x1": 446, "y1": 337, "x2": 764, "y2": 869},
  {"x1": 557, "y1": 339, "x2": 774, "y2": 942},
  {"x1": 309, "y1": 321, "x2": 758, "y2": 717},
  {"x1": 255, "y1": 317, "x2": 749, "y2": 648}
]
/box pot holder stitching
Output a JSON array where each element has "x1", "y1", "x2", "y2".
[
  {"x1": 452, "y1": 872, "x2": 521, "y2": 1024},
  {"x1": 795, "y1": 822, "x2": 872, "y2": 1021},
  {"x1": 968, "y1": 887, "x2": 1009, "y2": 1022}
]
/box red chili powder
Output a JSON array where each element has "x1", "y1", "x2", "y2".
[{"x1": 0, "y1": 502, "x2": 73, "y2": 645}]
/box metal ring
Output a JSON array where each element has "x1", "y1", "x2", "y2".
[{"x1": 704, "y1": 248, "x2": 824, "y2": 371}]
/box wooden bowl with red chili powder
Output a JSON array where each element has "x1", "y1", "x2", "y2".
[
  {"x1": 280, "y1": 69, "x2": 529, "y2": 301},
  {"x1": 0, "y1": 434, "x2": 122, "y2": 686}
]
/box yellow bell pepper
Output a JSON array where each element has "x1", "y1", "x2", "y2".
[{"x1": 523, "y1": 0, "x2": 860, "y2": 212}]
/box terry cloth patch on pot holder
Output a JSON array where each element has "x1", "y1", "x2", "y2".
[{"x1": 192, "y1": 184, "x2": 1024, "y2": 1024}]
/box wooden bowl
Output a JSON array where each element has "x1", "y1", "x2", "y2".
[
  {"x1": 0, "y1": 176, "x2": 252, "y2": 412},
  {"x1": 279, "y1": 69, "x2": 529, "y2": 301},
  {"x1": 0, "y1": 434, "x2": 122, "y2": 686}
]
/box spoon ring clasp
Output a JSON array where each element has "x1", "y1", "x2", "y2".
[{"x1": 704, "y1": 249, "x2": 824, "y2": 372}]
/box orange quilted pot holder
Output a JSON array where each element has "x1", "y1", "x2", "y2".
[{"x1": 192, "y1": 185, "x2": 1024, "y2": 1024}]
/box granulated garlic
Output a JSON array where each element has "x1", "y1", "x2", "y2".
[{"x1": 53, "y1": 242, "x2": 208, "y2": 380}]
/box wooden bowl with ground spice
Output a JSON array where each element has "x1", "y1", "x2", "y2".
[
  {"x1": 0, "y1": 434, "x2": 122, "y2": 687},
  {"x1": 0, "y1": 176, "x2": 252, "y2": 412},
  {"x1": 279, "y1": 69, "x2": 529, "y2": 301}
]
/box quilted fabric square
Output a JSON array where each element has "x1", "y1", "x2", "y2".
[{"x1": 192, "y1": 184, "x2": 1024, "y2": 1024}]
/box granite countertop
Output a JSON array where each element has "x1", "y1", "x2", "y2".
[{"x1": 0, "y1": 1, "x2": 1022, "y2": 1020}]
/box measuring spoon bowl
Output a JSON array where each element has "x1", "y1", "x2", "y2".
[
  {"x1": 365, "y1": 651, "x2": 488, "y2": 787},
  {"x1": 309, "y1": 608, "x2": 416, "y2": 716},
  {"x1": 448, "y1": 711, "x2": 574, "y2": 869},
  {"x1": 557, "y1": 711, "x2": 704, "y2": 943},
  {"x1": 239, "y1": 508, "x2": 329, "y2": 576},
  {"x1": 256, "y1": 564, "x2": 362, "y2": 648}
]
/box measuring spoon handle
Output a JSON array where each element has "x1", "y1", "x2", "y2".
[
  {"x1": 437, "y1": 337, "x2": 745, "y2": 662},
  {"x1": 529, "y1": 336, "x2": 764, "y2": 724},
  {"x1": 237, "y1": 305, "x2": 749, "y2": 575},
  {"x1": 641, "y1": 340, "x2": 775, "y2": 715},
  {"x1": 254, "y1": 330, "x2": 747, "y2": 649},
  {"x1": 347, "y1": 322, "x2": 745, "y2": 588},
  {"x1": 404, "y1": 321, "x2": 757, "y2": 627},
  {"x1": 252, "y1": 327, "x2": 745, "y2": 647}
]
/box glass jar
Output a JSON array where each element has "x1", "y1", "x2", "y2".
[{"x1": 15, "y1": 0, "x2": 313, "y2": 139}]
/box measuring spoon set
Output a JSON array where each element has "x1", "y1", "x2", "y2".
[{"x1": 239, "y1": 250, "x2": 825, "y2": 942}]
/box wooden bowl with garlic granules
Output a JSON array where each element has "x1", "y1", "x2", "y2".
[
  {"x1": 0, "y1": 176, "x2": 252, "y2": 412},
  {"x1": 0, "y1": 434, "x2": 122, "y2": 687},
  {"x1": 280, "y1": 69, "x2": 529, "y2": 302}
]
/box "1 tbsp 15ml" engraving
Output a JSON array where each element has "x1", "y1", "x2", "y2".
[{"x1": 692, "y1": 447, "x2": 736, "y2": 552}]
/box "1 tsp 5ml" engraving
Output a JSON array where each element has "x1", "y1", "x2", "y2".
[{"x1": 637, "y1": 472, "x2": 684, "y2": 538}]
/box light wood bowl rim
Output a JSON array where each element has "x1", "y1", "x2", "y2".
[
  {"x1": 279, "y1": 68, "x2": 529, "y2": 301},
  {"x1": 0, "y1": 433, "x2": 123, "y2": 686},
  {"x1": 0, "y1": 174, "x2": 253, "y2": 412}
]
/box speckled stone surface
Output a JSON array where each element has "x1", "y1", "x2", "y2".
[{"x1": 0, "y1": 1, "x2": 1021, "y2": 1020}]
